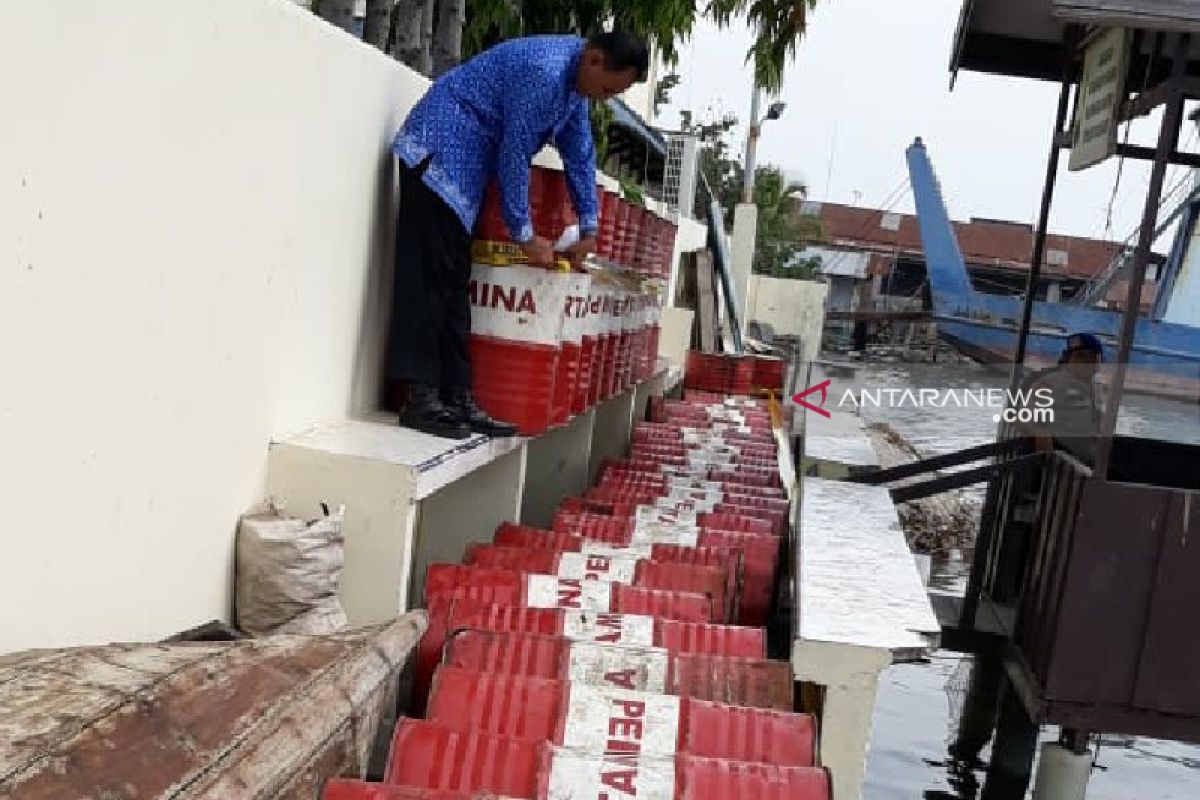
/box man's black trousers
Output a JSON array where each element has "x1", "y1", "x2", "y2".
[{"x1": 387, "y1": 160, "x2": 473, "y2": 391}]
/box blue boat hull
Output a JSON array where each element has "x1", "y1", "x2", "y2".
[{"x1": 905, "y1": 138, "x2": 1200, "y2": 401}]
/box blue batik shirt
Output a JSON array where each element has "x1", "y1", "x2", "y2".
[{"x1": 393, "y1": 35, "x2": 600, "y2": 243}]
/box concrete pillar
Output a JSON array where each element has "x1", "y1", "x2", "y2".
[
  {"x1": 792, "y1": 641, "x2": 892, "y2": 800},
  {"x1": 409, "y1": 446, "x2": 527, "y2": 604},
  {"x1": 730, "y1": 203, "x2": 759, "y2": 334},
  {"x1": 1032, "y1": 743, "x2": 1094, "y2": 800},
  {"x1": 1047, "y1": 280, "x2": 1062, "y2": 303},
  {"x1": 588, "y1": 386, "x2": 637, "y2": 485},
  {"x1": 521, "y1": 410, "x2": 595, "y2": 528}
]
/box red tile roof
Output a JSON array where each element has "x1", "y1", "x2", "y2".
[{"x1": 804, "y1": 202, "x2": 1123, "y2": 280}]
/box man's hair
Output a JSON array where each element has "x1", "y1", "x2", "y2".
[{"x1": 588, "y1": 31, "x2": 651, "y2": 83}]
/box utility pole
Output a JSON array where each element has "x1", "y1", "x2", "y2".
[{"x1": 742, "y1": 87, "x2": 763, "y2": 203}]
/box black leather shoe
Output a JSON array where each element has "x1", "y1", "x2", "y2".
[
  {"x1": 445, "y1": 389, "x2": 519, "y2": 438},
  {"x1": 399, "y1": 385, "x2": 471, "y2": 439}
]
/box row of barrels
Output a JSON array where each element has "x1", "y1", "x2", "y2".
[
  {"x1": 327, "y1": 395, "x2": 826, "y2": 799},
  {"x1": 474, "y1": 168, "x2": 677, "y2": 279}
]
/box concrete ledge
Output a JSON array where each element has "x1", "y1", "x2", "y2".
[
  {"x1": 275, "y1": 413, "x2": 525, "y2": 502},
  {"x1": 266, "y1": 369, "x2": 683, "y2": 626}
]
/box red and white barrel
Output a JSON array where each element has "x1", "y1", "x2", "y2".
[
  {"x1": 423, "y1": 564, "x2": 714, "y2": 623},
  {"x1": 468, "y1": 264, "x2": 569, "y2": 437},
  {"x1": 599, "y1": 285, "x2": 622, "y2": 400},
  {"x1": 620, "y1": 289, "x2": 641, "y2": 390},
  {"x1": 645, "y1": 292, "x2": 662, "y2": 379},
  {"x1": 443, "y1": 629, "x2": 793, "y2": 709},
  {"x1": 577, "y1": 283, "x2": 604, "y2": 413},
  {"x1": 552, "y1": 272, "x2": 591, "y2": 427},
  {"x1": 425, "y1": 668, "x2": 818, "y2": 766}
]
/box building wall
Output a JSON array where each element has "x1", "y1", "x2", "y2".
[
  {"x1": 0, "y1": 2, "x2": 706, "y2": 654},
  {"x1": 746, "y1": 276, "x2": 829, "y2": 363},
  {"x1": 0, "y1": 0, "x2": 429, "y2": 652},
  {"x1": 620, "y1": 51, "x2": 660, "y2": 124}
]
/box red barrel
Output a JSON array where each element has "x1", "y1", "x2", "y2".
[
  {"x1": 443, "y1": 630, "x2": 793, "y2": 710},
  {"x1": 622, "y1": 206, "x2": 646, "y2": 269},
  {"x1": 446, "y1": 599, "x2": 767, "y2": 658},
  {"x1": 536, "y1": 748, "x2": 830, "y2": 800},
  {"x1": 586, "y1": 287, "x2": 609, "y2": 405},
  {"x1": 529, "y1": 167, "x2": 577, "y2": 243},
  {"x1": 384, "y1": 720, "x2": 540, "y2": 798},
  {"x1": 613, "y1": 200, "x2": 632, "y2": 269},
  {"x1": 463, "y1": 545, "x2": 729, "y2": 623},
  {"x1": 751, "y1": 355, "x2": 786, "y2": 396},
  {"x1": 573, "y1": 292, "x2": 601, "y2": 415},
  {"x1": 635, "y1": 210, "x2": 658, "y2": 275},
  {"x1": 552, "y1": 273, "x2": 590, "y2": 426},
  {"x1": 468, "y1": 264, "x2": 568, "y2": 436},
  {"x1": 598, "y1": 288, "x2": 621, "y2": 399},
  {"x1": 620, "y1": 292, "x2": 642, "y2": 387},
  {"x1": 597, "y1": 188, "x2": 620, "y2": 261},
  {"x1": 491, "y1": 523, "x2": 743, "y2": 618},
  {"x1": 657, "y1": 219, "x2": 678, "y2": 278},
  {"x1": 425, "y1": 668, "x2": 817, "y2": 766},
  {"x1": 324, "y1": 781, "x2": 491, "y2": 800},
  {"x1": 675, "y1": 757, "x2": 831, "y2": 800},
  {"x1": 424, "y1": 564, "x2": 714, "y2": 623},
  {"x1": 533, "y1": 514, "x2": 778, "y2": 628},
  {"x1": 473, "y1": 182, "x2": 507, "y2": 242}
]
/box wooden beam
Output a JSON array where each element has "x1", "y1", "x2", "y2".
[
  {"x1": 1114, "y1": 143, "x2": 1200, "y2": 168},
  {"x1": 1119, "y1": 78, "x2": 1200, "y2": 120},
  {"x1": 825, "y1": 310, "x2": 932, "y2": 322},
  {"x1": 694, "y1": 249, "x2": 718, "y2": 354}
]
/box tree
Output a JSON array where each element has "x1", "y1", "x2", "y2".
[
  {"x1": 315, "y1": 0, "x2": 358, "y2": 34},
  {"x1": 390, "y1": 1, "x2": 436, "y2": 74},
  {"x1": 462, "y1": 1, "x2": 819, "y2": 91},
  {"x1": 300, "y1": 1, "x2": 443, "y2": 76},
  {"x1": 654, "y1": 73, "x2": 681, "y2": 117},
  {"x1": 363, "y1": 0, "x2": 394, "y2": 49},
  {"x1": 750, "y1": 165, "x2": 823, "y2": 278},
  {"x1": 708, "y1": 0, "x2": 820, "y2": 92},
  {"x1": 431, "y1": 0, "x2": 467, "y2": 76}
]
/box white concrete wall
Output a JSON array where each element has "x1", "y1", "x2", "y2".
[
  {"x1": 0, "y1": 0, "x2": 429, "y2": 652},
  {"x1": 747, "y1": 276, "x2": 829, "y2": 363},
  {"x1": 667, "y1": 216, "x2": 708, "y2": 305}
]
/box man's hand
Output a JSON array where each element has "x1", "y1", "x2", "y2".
[
  {"x1": 521, "y1": 236, "x2": 554, "y2": 268},
  {"x1": 565, "y1": 236, "x2": 598, "y2": 270}
]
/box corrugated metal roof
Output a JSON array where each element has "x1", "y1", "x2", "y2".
[
  {"x1": 952, "y1": 0, "x2": 1200, "y2": 82},
  {"x1": 806, "y1": 201, "x2": 1126, "y2": 279},
  {"x1": 607, "y1": 97, "x2": 667, "y2": 157}
]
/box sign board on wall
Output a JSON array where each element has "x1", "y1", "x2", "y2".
[{"x1": 1069, "y1": 27, "x2": 1129, "y2": 172}]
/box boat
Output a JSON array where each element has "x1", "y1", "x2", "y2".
[{"x1": 905, "y1": 138, "x2": 1200, "y2": 400}]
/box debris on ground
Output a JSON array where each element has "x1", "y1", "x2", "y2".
[{"x1": 866, "y1": 421, "x2": 979, "y2": 556}]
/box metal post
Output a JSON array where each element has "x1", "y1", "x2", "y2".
[
  {"x1": 981, "y1": 677, "x2": 1040, "y2": 800},
  {"x1": 1010, "y1": 34, "x2": 1078, "y2": 389},
  {"x1": 742, "y1": 86, "x2": 762, "y2": 204},
  {"x1": 1094, "y1": 33, "x2": 1191, "y2": 479}
]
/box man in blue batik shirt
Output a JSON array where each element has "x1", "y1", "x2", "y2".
[{"x1": 389, "y1": 31, "x2": 649, "y2": 439}]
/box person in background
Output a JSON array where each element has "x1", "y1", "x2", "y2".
[
  {"x1": 1022, "y1": 332, "x2": 1105, "y2": 465},
  {"x1": 388, "y1": 31, "x2": 650, "y2": 439}
]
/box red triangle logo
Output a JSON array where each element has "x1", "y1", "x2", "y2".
[{"x1": 792, "y1": 379, "x2": 832, "y2": 418}]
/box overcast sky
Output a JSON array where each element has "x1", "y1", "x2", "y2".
[{"x1": 656, "y1": 0, "x2": 1198, "y2": 244}]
